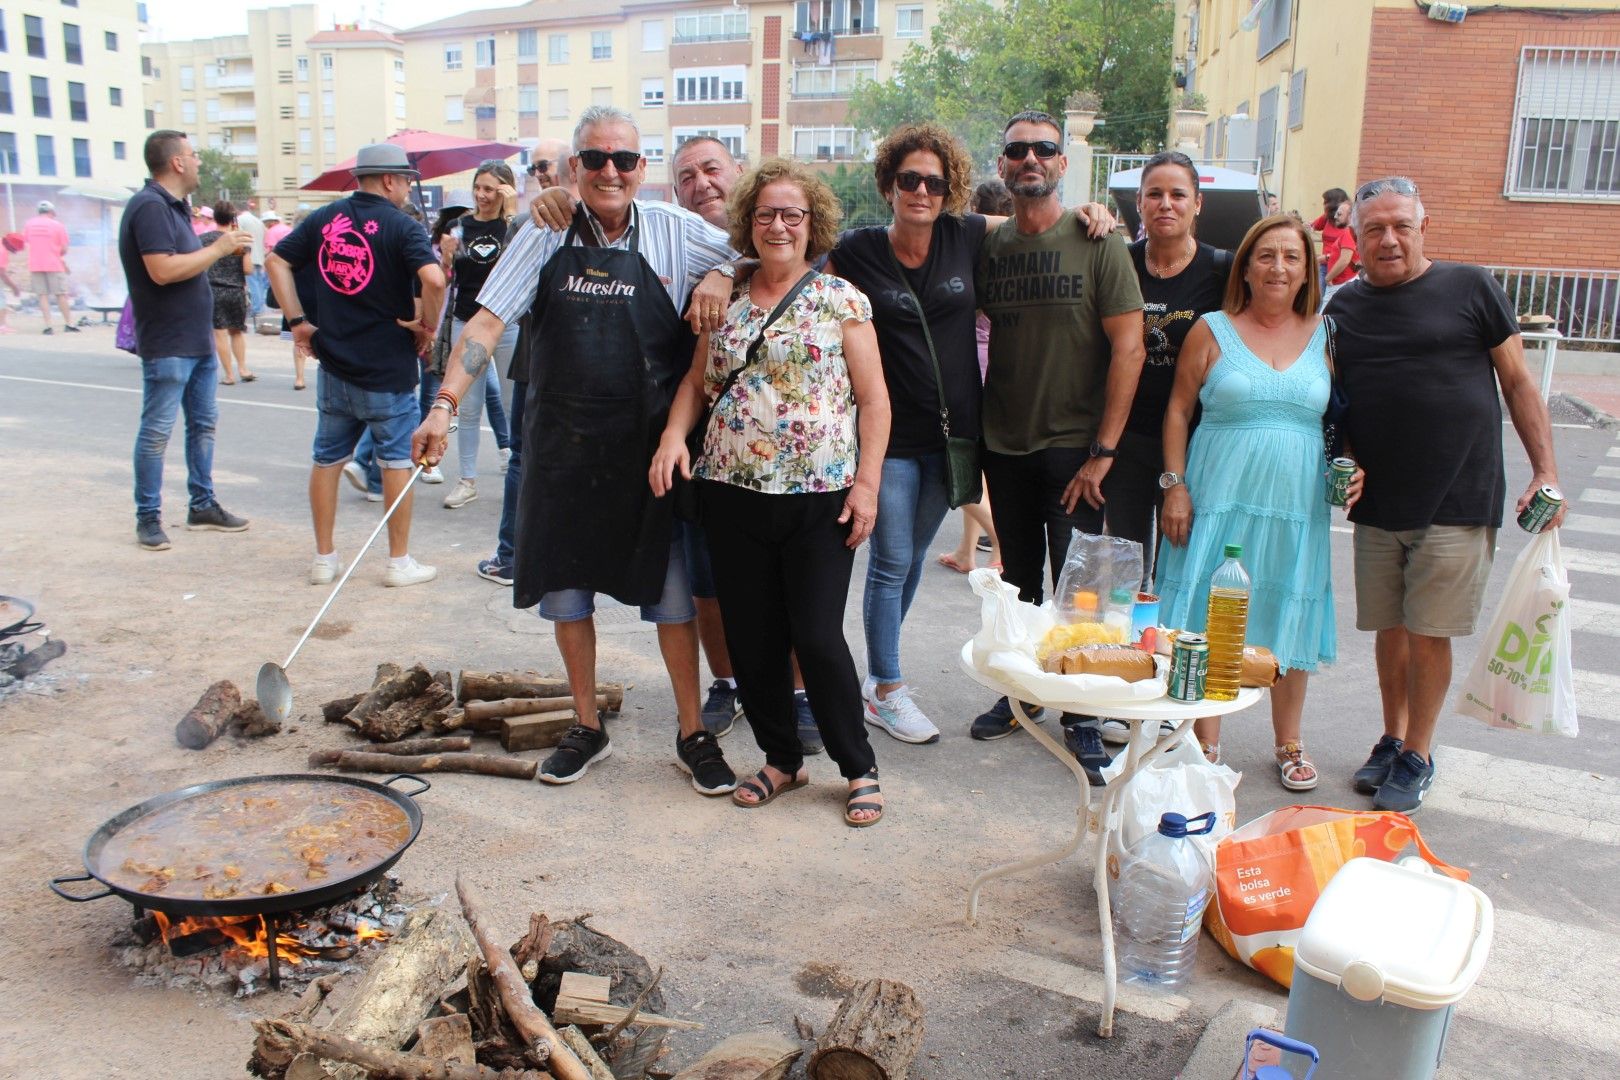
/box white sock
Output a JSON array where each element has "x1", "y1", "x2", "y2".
[
  {"x1": 313, "y1": 551, "x2": 338, "y2": 566},
  {"x1": 388, "y1": 555, "x2": 413, "y2": 570}
]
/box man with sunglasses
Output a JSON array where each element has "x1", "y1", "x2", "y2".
[
  {"x1": 971, "y1": 110, "x2": 1146, "y2": 781},
  {"x1": 1324, "y1": 176, "x2": 1565, "y2": 813},
  {"x1": 413, "y1": 105, "x2": 741, "y2": 796}
]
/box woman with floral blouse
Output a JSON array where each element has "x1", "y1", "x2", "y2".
[{"x1": 651, "y1": 157, "x2": 893, "y2": 827}]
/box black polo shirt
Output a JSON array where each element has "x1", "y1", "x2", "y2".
[{"x1": 118, "y1": 179, "x2": 213, "y2": 361}]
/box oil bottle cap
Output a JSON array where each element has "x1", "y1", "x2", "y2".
[{"x1": 1224, "y1": 543, "x2": 1243, "y2": 559}]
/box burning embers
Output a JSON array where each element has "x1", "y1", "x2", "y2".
[{"x1": 116, "y1": 874, "x2": 406, "y2": 996}]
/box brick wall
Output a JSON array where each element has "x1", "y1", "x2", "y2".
[{"x1": 1360, "y1": 8, "x2": 1620, "y2": 269}]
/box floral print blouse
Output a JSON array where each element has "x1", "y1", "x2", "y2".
[{"x1": 694, "y1": 273, "x2": 873, "y2": 494}]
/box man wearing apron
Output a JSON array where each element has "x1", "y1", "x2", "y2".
[{"x1": 414, "y1": 105, "x2": 739, "y2": 795}]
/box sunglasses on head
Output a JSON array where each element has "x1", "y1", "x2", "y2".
[
  {"x1": 896, "y1": 171, "x2": 949, "y2": 196},
  {"x1": 1003, "y1": 140, "x2": 1060, "y2": 161},
  {"x1": 1356, "y1": 176, "x2": 1418, "y2": 201},
  {"x1": 576, "y1": 148, "x2": 643, "y2": 172},
  {"x1": 752, "y1": 205, "x2": 808, "y2": 226}
]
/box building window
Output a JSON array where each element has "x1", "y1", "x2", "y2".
[
  {"x1": 204, "y1": 64, "x2": 218, "y2": 88},
  {"x1": 642, "y1": 77, "x2": 665, "y2": 108},
  {"x1": 395, "y1": 92, "x2": 406, "y2": 120},
  {"x1": 0, "y1": 133, "x2": 16, "y2": 173},
  {"x1": 643, "y1": 134, "x2": 665, "y2": 164},
  {"x1": 475, "y1": 37, "x2": 495, "y2": 68},
  {"x1": 517, "y1": 28, "x2": 537, "y2": 62},
  {"x1": 642, "y1": 19, "x2": 664, "y2": 52},
  {"x1": 675, "y1": 8, "x2": 749, "y2": 43},
  {"x1": 1287, "y1": 68, "x2": 1306, "y2": 130},
  {"x1": 518, "y1": 84, "x2": 539, "y2": 116},
  {"x1": 548, "y1": 34, "x2": 568, "y2": 64},
  {"x1": 445, "y1": 96, "x2": 464, "y2": 123},
  {"x1": 674, "y1": 126, "x2": 745, "y2": 158},
  {"x1": 179, "y1": 65, "x2": 195, "y2": 91},
  {"x1": 323, "y1": 128, "x2": 336, "y2": 155},
  {"x1": 63, "y1": 22, "x2": 81, "y2": 63},
  {"x1": 445, "y1": 42, "x2": 463, "y2": 70},
  {"x1": 298, "y1": 92, "x2": 310, "y2": 118},
  {"x1": 105, "y1": 30, "x2": 118, "y2": 51},
  {"x1": 1257, "y1": 0, "x2": 1290, "y2": 60},
  {"x1": 322, "y1": 90, "x2": 334, "y2": 114},
  {"x1": 791, "y1": 125, "x2": 870, "y2": 161},
  {"x1": 113, "y1": 139, "x2": 126, "y2": 160},
  {"x1": 300, "y1": 164, "x2": 314, "y2": 184},
  {"x1": 144, "y1": 108, "x2": 154, "y2": 126},
  {"x1": 205, "y1": 96, "x2": 219, "y2": 122},
  {"x1": 0, "y1": 73, "x2": 9, "y2": 114},
  {"x1": 299, "y1": 128, "x2": 311, "y2": 153},
  {"x1": 794, "y1": 0, "x2": 876, "y2": 36},
  {"x1": 591, "y1": 31, "x2": 612, "y2": 60},
  {"x1": 474, "y1": 104, "x2": 495, "y2": 121},
  {"x1": 72, "y1": 136, "x2": 89, "y2": 177},
  {"x1": 296, "y1": 56, "x2": 309, "y2": 81},
  {"x1": 30, "y1": 75, "x2": 49, "y2": 118},
  {"x1": 1256, "y1": 87, "x2": 1277, "y2": 172},
  {"x1": 548, "y1": 88, "x2": 568, "y2": 118},
  {"x1": 68, "y1": 80, "x2": 86, "y2": 121},
  {"x1": 394, "y1": 59, "x2": 405, "y2": 83},
  {"x1": 36, "y1": 133, "x2": 55, "y2": 175},
  {"x1": 24, "y1": 14, "x2": 44, "y2": 58},
  {"x1": 1509, "y1": 46, "x2": 1620, "y2": 199},
  {"x1": 181, "y1": 100, "x2": 196, "y2": 124},
  {"x1": 792, "y1": 60, "x2": 876, "y2": 98},
  {"x1": 320, "y1": 54, "x2": 333, "y2": 81},
  {"x1": 109, "y1": 85, "x2": 122, "y2": 107},
  {"x1": 675, "y1": 66, "x2": 746, "y2": 104},
  {"x1": 896, "y1": 5, "x2": 924, "y2": 38},
  {"x1": 0, "y1": 13, "x2": 7, "y2": 53}
]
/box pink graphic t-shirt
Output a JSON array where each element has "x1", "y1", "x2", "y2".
[{"x1": 24, "y1": 216, "x2": 69, "y2": 273}]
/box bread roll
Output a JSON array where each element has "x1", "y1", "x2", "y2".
[
  {"x1": 1241, "y1": 645, "x2": 1281, "y2": 687},
  {"x1": 1043, "y1": 644, "x2": 1157, "y2": 682}
]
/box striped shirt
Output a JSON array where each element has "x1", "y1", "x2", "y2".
[{"x1": 475, "y1": 200, "x2": 735, "y2": 324}]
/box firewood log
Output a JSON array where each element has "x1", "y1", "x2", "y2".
[
  {"x1": 322, "y1": 693, "x2": 365, "y2": 725},
  {"x1": 807, "y1": 980, "x2": 924, "y2": 1080},
  {"x1": 463, "y1": 695, "x2": 617, "y2": 726},
  {"x1": 345, "y1": 664, "x2": 432, "y2": 730},
  {"x1": 252, "y1": 1018, "x2": 543, "y2": 1080},
  {"x1": 457, "y1": 671, "x2": 624, "y2": 710},
  {"x1": 367, "y1": 736, "x2": 472, "y2": 756},
  {"x1": 308, "y1": 750, "x2": 537, "y2": 780},
  {"x1": 360, "y1": 680, "x2": 455, "y2": 743},
  {"x1": 413, "y1": 1014, "x2": 475, "y2": 1064},
  {"x1": 557, "y1": 1027, "x2": 613, "y2": 1080},
  {"x1": 175, "y1": 679, "x2": 242, "y2": 749},
  {"x1": 231, "y1": 699, "x2": 283, "y2": 738},
  {"x1": 500, "y1": 711, "x2": 577, "y2": 752},
  {"x1": 672, "y1": 1032, "x2": 801, "y2": 1080}
]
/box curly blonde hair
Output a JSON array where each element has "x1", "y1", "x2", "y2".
[
  {"x1": 872, "y1": 123, "x2": 975, "y2": 217},
  {"x1": 726, "y1": 157, "x2": 843, "y2": 259}
]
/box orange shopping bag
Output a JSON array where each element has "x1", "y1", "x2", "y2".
[{"x1": 1203, "y1": 805, "x2": 1467, "y2": 988}]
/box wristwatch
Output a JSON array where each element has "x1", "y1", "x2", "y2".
[
  {"x1": 1158, "y1": 471, "x2": 1184, "y2": 490},
  {"x1": 1089, "y1": 441, "x2": 1117, "y2": 459},
  {"x1": 287, "y1": 315, "x2": 308, "y2": 328},
  {"x1": 714, "y1": 262, "x2": 738, "y2": 280}
]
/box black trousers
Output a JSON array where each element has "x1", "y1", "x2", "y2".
[
  {"x1": 1101, "y1": 429, "x2": 1164, "y2": 589},
  {"x1": 701, "y1": 480, "x2": 876, "y2": 781},
  {"x1": 982, "y1": 445, "x2": 1105, "y2": 605}
]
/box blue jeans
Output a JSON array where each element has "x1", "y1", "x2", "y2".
[
  {"x1": 538, "y1": 535, "x2": 695, "y2": 625},
  {"x1": 247, "y1": 268, "x2": 268, "y2": 316},
  {"x1": 862, "y1": 452, "x2": 951, "y2": 684},
  {"x1": 133, "y1": 355, "x2": 219, "y2": 519},
  {"x1": 494, "y1": 380, "x2": 526, "y2": 565},
  {"x1": 312, "y1": 369, "x2": 418, "y2": 469},
  {"x1": 451, "y1": 319, "x2": 515, "y2": 479}
]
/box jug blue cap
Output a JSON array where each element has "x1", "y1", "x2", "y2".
[{"x1": 1159, "y1": 812, "x2": 1217, "y2": 838}]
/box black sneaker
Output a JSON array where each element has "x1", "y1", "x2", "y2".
[
  {"x1": 700, "y1": 679, "x2": 741, "y2": 738},
  {"x1": 1373, "y1": 750, "x2": 1434, "y2": 813},
  {"x1": 64, "y1": 324, "x2": 82, "y2": 333},
  {"x1": 675, "y1": 729, "x2": 737, "y2": 795},
  {"x1": 970, "y1": 696, "x2": 1046, "y2": 741},
  {"x1": 539, "y1": 723, "x2": 612, "y2": 784},
  {"x1": 976, "y1": 535, "x2": 993, "y2": 552},
  {"x1": 1063, "y1": 720, "x2": 1113, "y2": 786},
  {"x1": 41, "y1": 327, "x2": 52, "y2": 335},
  {"x1": 1352, "y1": 734, "x2": 1405, "y2": 795},
  {"x1": 136, "y1": 516, "x2": 171, "y2": 551},
  {"x1": 795, "y1": 691, "x2": 824, "y2": 755},
  {"x1": 186, "y1": 503, "x2": 249, "y2": 532},
  {"x1": 476, "y1": 557, "x2": 514, "y2": 586}
]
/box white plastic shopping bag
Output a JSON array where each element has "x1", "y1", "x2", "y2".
[
  {"x1": 1092, "y1": 733, "x2": 1242, "y2": 879},
  {"x1": 1456, "y1": 530, "x2": 1577, "y2": 737}
]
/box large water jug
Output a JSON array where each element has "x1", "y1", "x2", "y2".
[{"x1": 1117, "y1": 811, "x2": 1215, "y2": 990}]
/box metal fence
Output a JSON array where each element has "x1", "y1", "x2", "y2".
[{"x1": 1487, "y1": 265, "x2": 1620, "y2": 345}]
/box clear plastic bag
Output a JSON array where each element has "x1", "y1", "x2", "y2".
[{"x1": 1054, "y1": 531, "x2": 1144, "y2": 624}]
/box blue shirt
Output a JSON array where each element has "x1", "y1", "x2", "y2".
[{"x1": 118, "y1": 180, "x2": 212, "y2": 361}]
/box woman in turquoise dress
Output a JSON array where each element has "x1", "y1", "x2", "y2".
[{"x1": 1157, "y1": 214, "x2": 1362, "y2": 791}]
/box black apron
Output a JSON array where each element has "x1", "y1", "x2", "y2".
[{"x1": 513, "y1": 206, "x2": 696, "y2": 610}]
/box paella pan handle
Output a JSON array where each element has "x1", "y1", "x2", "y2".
[
  {"x1": 384, "y1": 774, "x2": 431, "y2": 798},
  {"x1": 49, "y1": 871, "x2": 114, "y2": 902}
]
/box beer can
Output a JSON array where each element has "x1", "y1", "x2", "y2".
[
  {"x1": 1168, "y1": 633, "x2": 1208, "y2": 702},
  {"x1": 1517, "y1": 484, "x2": 1564, "y2": 534},
  {"x1": 1326, "y1": 457, "x2": 1357, "y2": 507}
]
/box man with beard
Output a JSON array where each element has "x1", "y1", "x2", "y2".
[{"x1": 969, "y1": 110, "x2": 1146, "y2": 781}]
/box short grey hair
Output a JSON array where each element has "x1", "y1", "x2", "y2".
[
  {"x1": 573, "y1": 105, "x2": 639, "y2": 151},
  {"x1": 1350, "y1": 175, "x2": 1425, "y2": 231}
]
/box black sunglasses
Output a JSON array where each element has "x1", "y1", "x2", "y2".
[
  {"x1": 1003, "y1": 140, "x2": 1060, "y2": 161},
  {"x1": 896, "y1": 171, "x2": 949, "y2": 196},
  {"x1": 576, "y1": 148, "x2": 643, "y2": 172},
  {"x1": 1356, "y1": 176, "x2": 1418, "y2": 201}
]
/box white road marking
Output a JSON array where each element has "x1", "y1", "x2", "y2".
[
  {"x1": 1578, "y1": 488, "x2": 1620, "y2": 505},
  {"x1": 1564, "y1": 546, "x2": 1620, "y2": 578},
  {"x1": 1429, "y1": 745, "x2": 1619, "y2": 845},
  {"x1": 0, "y1": 373, "x2": 316, "y2": 413},
  {"x1": 1331, "y1": 525, "x2": 1352, "y2": 535},
  {"x1": 1568, "y1": 597, "x2": 1620, "y2": 637},
  {"x1": 1574, "y1": 670, "x2": 1620, "y2": 724},
  {"x1": 1463, "y1": 908, "x2": 1620, "y2": 1057},
  {"x1": 1594, "y1": 465, "x2": 1620, "y2": 479},
  {"x1": 979, "y1": 945, "x2": 1190, "y2": 1023},
  {"x1": 1559, "y1": 513, "x2": 1620, "y2": 537},
  {"x1": 1610, "y1": 446, "x2": 1620, "y2": 459}
]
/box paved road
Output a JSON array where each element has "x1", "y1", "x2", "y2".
[{"x1": 4, "y1": 326, "x2": 1618, "y2": 1078}]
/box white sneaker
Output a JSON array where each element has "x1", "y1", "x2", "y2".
[
  {"x1": 861, "y1": 677, "x2": 940, "y2": 745},
  {"x1": 341, "y1": 461, "x2": 368, "y2": 493},
  {"x1": 1100, "y1": 718, "x2": 1133, "y2": 744},
  {"x1": 498, "y1": 447, "x2": 512, "y2": 472},
  {"x1": 382, "y1": 556, "x2": 436, "y2": 588},
  {"x1": 365, "y1": 490, "x2": 384, "y2": 503},
  {"x1": 309, "y1": 554, "x2": 340, "y2": 586},
  {"x1": 442, "y1": 478, "x2": 478, "y2": 508},
  {"x1": 420, "y1": 465, "x2": 445, "y2": 484}
]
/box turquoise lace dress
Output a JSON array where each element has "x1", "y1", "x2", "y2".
[{"x1": 1155, "y1": 312, "x2": 1336, "y2": 672}]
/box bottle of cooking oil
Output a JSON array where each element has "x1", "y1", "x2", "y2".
[{"x1": 1203, "y1": 544, "x2": 1250, "y2": 701}]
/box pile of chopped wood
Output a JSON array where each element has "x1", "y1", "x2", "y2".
[
  {"x1": 174, "y1": 679, "x2": 285, "y2": 749},
  {"x1": 305, "y1": 666, "x2": 626, "y2": 780},
  {"x1": 248, "y1": 874, "x2": 923, "y2": 1079}
]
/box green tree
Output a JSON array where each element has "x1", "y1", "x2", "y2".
[
  {"x1": 195, "y1": 148, "x2": 254, "y2": 208},
  {"x1": 848, "y1": 0, "x2": 1174, "y2": 170},
  {"x1": 823, "y1": 164, "x2": 891, "y2": 230}
]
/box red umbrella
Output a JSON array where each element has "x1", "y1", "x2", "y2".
[{"x1": 302, "y1": 129, "x2": 524, "y2": 191}]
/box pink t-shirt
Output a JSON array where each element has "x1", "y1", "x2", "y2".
[
  {"x1": 265, "y1": 223, "x2": 292, "y2": 251},
  {"x1": 23, "y1": 216, "x2": 69, "y2": 272}
]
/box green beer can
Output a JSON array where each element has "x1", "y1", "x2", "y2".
[
  {"x1": 1327, "y1": 457, "x2": 1356, "y2": 507},
  {"x1": 1517, "y1": 485, "x2": 1563, "y2": 534},
  {"x1": 1168, "y1": 633, "x2": 1208, "y2": 702}
]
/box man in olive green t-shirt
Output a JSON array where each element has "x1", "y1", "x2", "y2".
[{"x1": 971, "y1": 110, "x2": 1145, "y2": 760}]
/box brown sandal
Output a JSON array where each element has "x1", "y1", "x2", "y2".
[
  {"x1": 844, "y1": 768, "x2": 883, "y2": 828},
  {"x1": 732, "y1": 766, "x2": 807, "y2": 808}
]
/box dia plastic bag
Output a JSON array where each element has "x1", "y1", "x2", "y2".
[{"x1": 1456, "y1": 530, "x2": 1577, "y2": 737}]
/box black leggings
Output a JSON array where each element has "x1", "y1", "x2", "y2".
[
  {"x1": 1101, "y1": 429, "x2": 1164, "y2": 589},
  {"x1": 701, "y1": 481, "x2": 876, "y2": 781}
]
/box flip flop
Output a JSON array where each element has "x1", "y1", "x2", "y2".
[
  {"x1": 220, "y1": 378, "x2": 236, "y2": 385},
  {"x1": 731, "y1": 767, "x2": 807, "y2": 808},
  {"x1": 240, "y1": 372, "x2": 258, "y2": 382},
  {"x1": 293, "y1": 382, "x2": 307, "y2": 390},
  {"x1": 937, "y1": 553, "x2": 974, "y2": 574},
  {"x1": 844, "y1": 769, "x2": 883, "y2": 828}
]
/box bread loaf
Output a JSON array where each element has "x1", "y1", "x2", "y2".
[
  {"x1": 1042, "y1": 644, "x2": 1157, "y2": 682},
  {"x1": 1241, "y1": 645, "x2": 1281, "y2": 687}
]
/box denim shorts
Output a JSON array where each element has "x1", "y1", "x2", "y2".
[
  {"x1": 677, "y1": 519, "x2": 717, "y2": 599},
  {"x1": 538, "y1": 535, "x2": 696, "y2": 625},
  {"x1": 312, "y1": 369, "x2": 419, "y2": 470}
]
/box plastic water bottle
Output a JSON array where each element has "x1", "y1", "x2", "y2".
[
  {"x1": 1117, "y1": 811, "x2": 1216, "y2": 990},
  {"x1": 1204, "y1": 543, "x2": 1250, "y2": 701}
]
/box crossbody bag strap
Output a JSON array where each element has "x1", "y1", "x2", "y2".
[
  {"x1": 1321, "y1": 313, "x2": 1338, "y2": 379},
  {"x1": 707, "y1": 269, "x2": 819, "y2": 406},
  {"x1": 884, "y1": 242, "x2": 951, "y2": 438}
]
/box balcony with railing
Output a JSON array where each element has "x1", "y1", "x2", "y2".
[
  {"x1": 217, "y1": 73, "x2": 256, "y2": 89},
  {"x1": 226, "y1": 144, "x2": 258, "y2": 158},
  {"x1": 219, "y1": 108, "x2": 256, "y2": 123}
]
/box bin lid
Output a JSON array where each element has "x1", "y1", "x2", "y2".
[{"x1": 1294, "y1": 857, "x2": 1494, "y2": 1009}]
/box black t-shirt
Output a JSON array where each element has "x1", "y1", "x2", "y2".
[
  {"x1": 831, "y1": 214, "x2": 988, "y2": 457},
  {"x1": 118, "y1": 181, "x2": 213, "y2": 361},
  {"x1": 274, "y1": 192, "x2": 437, "y2": 392},
  {"x1": 452, "y1": 214, "x2": 512, "y2": 322},
  {"x1": 1125, "y1": 240, "x2": 1230, "y2": 438},
  {"x1": 1324, "y1": 261, "x2": 1521, "y2": 530},
  {"x1": 199, "y1": 230, "x2": 246, "y2": 289}
]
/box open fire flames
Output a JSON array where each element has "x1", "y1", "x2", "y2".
[{"x1": 152, "y1": 910, "x2": 389, "y2": 964}]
